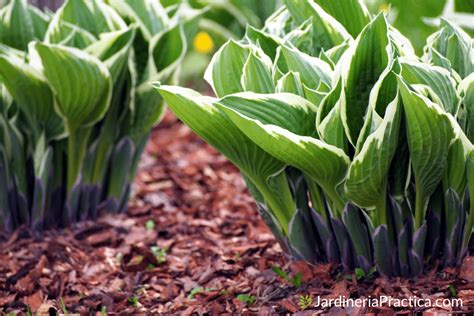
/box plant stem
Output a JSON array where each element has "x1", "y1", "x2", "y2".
[
  {"x1": 254, "y1": 173, "x2": 295, "y2": 235},
  {"x1": 414, "y1": 182, "x2": 425, "y2": 229},
  {"x1": 67, "y1": 126, "x2": 91, "y2": 193},
  {"x1": 323, "y1": 184, "x2": 345, "y2": 216},
  {"x1": 463, "y1": 199, "x2": 474, "y2": 250},
  {"x1": 305, "y1": 177, "x2": 325, "y2": 218},
  {"x1": 374, "y1": 186, "x2": 387, "y2": 227}
]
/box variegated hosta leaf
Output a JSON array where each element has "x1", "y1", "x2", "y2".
[
  {"x1": 355, "y1": 60, "x2": 399, "y2": 151},
  {"x1": 126, "y1": 25, "x2": 187, "y2": 142},
  {"x1": 157, "y1": 85, "x2": 295, "y2": 233},
  {"x1": 303, "y1": 85, "x2": 327, "y2": 106},
  {"x1": 35, "y1": 43, "x2": 112, "y2": 131},
  {"x1": 398, "y1": 78, "x2": 455, "y2": 227},
  {"x1": 86, "y1": 27, "x2": 136, "y2": 83},
  {"x1": 217, "y1": 93, "x2": 349, "y2": 208},
  {"x1": 311, "y1": 0, "x2": 371, "y2": 37},
  {"x1": 45, "y1": 18, "x2": 96, "y2": 49},
  {"x1": 425, "y1": 19, "x2": 474, "y2": 79},
  {"x1": 284, "y1": 0, "x2": 352, "y2": 54},
  {"x1": 244, "y1": 25, "x2": 282, "y2": 61},
  {"x1": 317, "y1": 79, "x2": 347, "y2": 150},
  {"x1": 263, "y1": 6, "x2": 293, "y2": 38},
  {"x1": 0, "y1": 47, "x2": 63, "y2": 140},
  {"x1": 219, "y1": 92, "x2": 317, "y2": 136},
  {"x1": 48, "y1": 0, "x2": 125, "y2": 38},
  {"x1": 284, "y1": 19, "x2": 314, "y2": 56},
  {"x1": 464, "y1": 151, "x2": 474, "y2": 250},
  {"x1": 107, "y1": 0, "x2": 168, "y2": 41},
  {"x1": 274, "y1": 45, "x2": 333, "y2": 89},
  {"x1": 147, "y1": 24, "x2": 187, "y2": 82},
  {"x1": 341, "y1": 14, "x2": 391, "y2": 146},
  {"x1": 345, "y1": 97, "x2": 401, "y2": 209},
  {"x1": 276, "y1": 72, "x2": 304, "y2": 96},
  {"x1": 321, "y1": 41, "x2": 350, "y2": 66},
  {"x1": 241, "y1": 52, "x2": 274, "y2": 93},
  {"x1": 205, "y1": 40, "x2": 253, "y2": 97},
  {"x1": 0, "y1": 0, "x2": 35, "y2": 50},
  {"x1": 28, "y1": 6, "x2": 50, "y2": 41},
  {"x1": 445, "y1": 125, "x2": 472, "y2": 195},
  {"x1": 400, "y1": 59, "x2": 460, "y2": 115},
  {"x1": 460, "y1": 74, "x2": 474, "y2": 142},
  {"x1": 372, "y1": 60, "x2": 400, "y2": 117},
  {"x1": 388, "y1": 27, "x2": 416, "y2": 58}
]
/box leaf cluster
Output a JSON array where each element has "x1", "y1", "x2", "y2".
[{"x1": 157, "y1": 0, "x2": 474, "y2": 276}]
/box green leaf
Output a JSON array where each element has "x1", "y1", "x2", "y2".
[
  {"x1": 400, "y1": 59, "x2": 460, "y2": 115},
  {"x1": 460, "y1": 74, "x2": 474, "y2": 142},
  {"x1": 345, "y1": 97, "x2": 401, "y2": 209},
  {"x1": 147, "y1": 23, "x2": 187, "y2": 82},
  {"x1": 0, "y1": 0, "x2": 35, "y2": 50},
  {"x1": 107, "y1": 0, "x2": 168, "y2": 41},
  {"x1": 0, "y1": 47, "x2": 63, "y2": 140},
  {"x1": 275, "y1": 45, "x2": 333, "y2": 89},
  {"x1": 398, "y1": 77, "x2": 455, "y2": 228},
  {"x1": 341, "y1": 14, "x2": 391, "y2": 146},
  {"x1": 284, "y1": 0, "x2": 352, "y2": 54},
  {"x1": 311, "y1": 0, "x2": 371, "y2": 37},
  {"x1": 35, "y1": 43, "x2": 112, "y2": 131},
  {"x1": 276, "y1": 72, "x2": 304, "y2": 96},
  {"x1": 218, "y1": 93, "x2": 349, "y2": 210},
  {"x1": 50, "y1": 0, "x2": 124, "y2": 37},
  {"x1": 128, "y1": 24, "x2": 187, "y2": 142},
  {"x1": 28, "y1": 5, "x2": 50, "y2": 40},
  {"x1": 204, "y1": 40, "x2": 252, "y2": 97},
  {"x1": 45, "y1": 19, "x2": 96, "y2": 49},
  {"x1": 284, "y1": 19, "x2": 315, "y2": 56},
  {"x1": 445, "y1": 127, "x2": 472, "y2": 195},
  {"x1": 244, "y1": 25, "x2": 281, "y2": 60},
  {"x1": 237, "y1": 294, "x2": 256, "y2": 306},
  {"x1": 464, "y1": 151, "x2": 474, "y2": 250},
  {"x1": 342, "y1": 204, "x2": 373, "y2": 270},
  {"x1": 157, "y1": 86, "x2": 295, "y2": 233},
  {"x1": 321, "y1": 41, "x2": 350, "y2": 65},
  {"x1": 241, "y1": 52, "x2": 274, "y2": 93},
  {"x1": 426, "y1": 19, "x2": 474, "y2": 79},
  {"x1": 86, "y1": 27, "x2": 137, "y2": 84},
  {"x1": 145, "y1": 219, "x2": 155, "y2": 230},
  {"x1": 107, "y1": 138, "x2": 135, "y2": 200},
  {"x1": 220, "y1": 92, "x2": 317, "y2": 136}
]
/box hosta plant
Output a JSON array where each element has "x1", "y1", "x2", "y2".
[
  {"x1": 0, "y1": 0, "x2": 202, "y2": 231},
  {"x1": 157, "y1": 0, "x2": 474, "y2": 277}
]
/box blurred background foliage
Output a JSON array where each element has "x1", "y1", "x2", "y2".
[
  {"x1": 1, "y1": 0, "x2": 473, "y2": 85},
  {"x1": 160, "y1": 0, "x2": 283, "y2": 89},
  {"x1": 365, "y1": 0, "x2": 474, "y2": 53}
]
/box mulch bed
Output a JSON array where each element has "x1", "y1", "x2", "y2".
[{"x1": 1, "y1": 112, "x2": 474, "y2": 314}]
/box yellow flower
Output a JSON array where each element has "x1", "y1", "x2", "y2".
[
  {"x1": 193, "y1": 31, "x2": 214, "y2": 54},
  {"x1": 379, "y1": 2, "x2": 389, "y2": 13}
]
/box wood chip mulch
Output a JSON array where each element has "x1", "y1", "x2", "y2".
[{"x1": 1, "y1": 112, "x2": 474, "y2": 314}]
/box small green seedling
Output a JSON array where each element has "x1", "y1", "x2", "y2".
[
  {"x1": 237, "y1": 294, "x2": 256, "y2": 306},
  {"x1": 299, "y1": 294, "x2": 313, "y2": 310},
  {"x1": 449, "y1": 284, "x2": 457, "y2": 297},
  {"x1": 145, "y1": 220, "x2": 156, "y2": 230},
  {"x1": 346, "y1": 267, "x2": 377, "y2": 281},
  {"x1": 128, "y1": 296, "x2": 139, "y2": 307},
  {"x1": 187, "y1": 287, "x2": 217, "y2": 299},
  {"x1": 60, "y1": 298, "x2": 68, "y2": 315},
  {"x1": 150, "y1": 246, "x2": 167, "y2": 264},
  {"x1": 272, "y1": 266, "x2": 303, "y2": 287}
]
